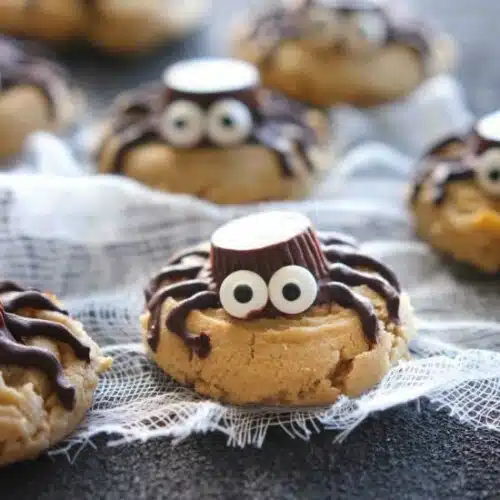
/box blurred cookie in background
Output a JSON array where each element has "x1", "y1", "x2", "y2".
[
  {"x1": 0, "y1": 0, "x2": 211, "y2": 54},
  {"x1": 96, "y1": 58, "x2": 334, "y2": 205},
  {"x1": 410, "y1": 111, "x2": 500, "y2": 273},
  {"x1": 233, "y1": 0, "x2": 472, "y2": 158},
  {"x1": 0, "y1": 35, "x2": 81, "y2": 160},
  {"x1": 233, "y1": 0, "x2": 455, "y2": 108}
]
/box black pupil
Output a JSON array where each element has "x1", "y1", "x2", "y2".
[
  {"x1": 174, "y1": 118, "x2": 186, "y2": 129},
  {"x1": 488, "y1": 168, "x2": 500, "y2": 182},
  {"x1": 221, "y1": 115, "x2": 234, "y2": 128},
  {"x1": 282, "y1": 283, "x2": 301, "y2": 302},
  {"x1": 234, "y1": 284, "x2": 253, "y2": 304}
]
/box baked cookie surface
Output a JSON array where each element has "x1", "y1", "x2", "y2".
[
  {"x1": 233, "y1": 0, "x2": 455, "y2": 108},
  {"x1": 0, "y1": 281, "x2": 111, "y2": 466},
  {"x1": 0, "y1": 0, "x2": 210, "y2": 54},
  {"x1": 141, "y1": 212, "x2": 415, "y2": 406},
  {"x1": 98, "y1": 59, "x2": 333, "y2": 205},
  {"x1": 0, "y1": 36, "x2": 79, "y2": 159},
  {"x1": 411, "y1": 111, "x2": 500, "y2": 273}
]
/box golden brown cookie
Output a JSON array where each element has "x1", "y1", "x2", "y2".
[
  {"x1": 0, "y1": 0, "x2": 210, "y2": 54},
  {"x1": 141, "y1": 212, "x2": 415, "y2": 406},
  {"x1": 97, "y1": 59, "x2": 334, "y2": 205},
  {"x1": 233, "y1": 0, "x2": 455, "y2": 108},
  {"x1": 410, "y1": 111, "x2": 500, "y2": 273},
  {"x1": 0, "y1": 281, "x2": 112, "y2": 466},
  {"x1": 0, "y1": 36, "x2": 80, "y2": 159}
]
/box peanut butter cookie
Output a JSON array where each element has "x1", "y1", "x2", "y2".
[
  {"x1": 141, "y1": 212, "x2": 415, "y2": 406},
  {"x1": 411, "y1": 111, "x2": 500, "y2": 273}
]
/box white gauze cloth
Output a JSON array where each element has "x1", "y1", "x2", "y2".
[{"x1": 0, "y1": 136, "x2": 499, "y2": 453}]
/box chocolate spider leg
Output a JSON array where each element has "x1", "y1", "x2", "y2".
[
  {"x1": 323, "y1": 245, "x2": 401, "y2": 292},
  {"x1": 0, "y1": 281, "x2": 27, "y2": 294},
  {"x1": 316, "y1": 231, "x2": 358, "y2": 248},
  {"x1": 2, "y1": 291, "x2": 68, "y2": 316},
  {"x1": 0, "y1": 337, "x2": 76, "y2": 410},
  {"x1": 110, "y1": 117, "x2": 163, "y2": 173},
  {"x1": 147, "y1": 280, "x2": 210, "y2": 351},
  {"x1": 4, "y1": 313, "x2": 91, "y2": 361},
  {"x1": 114, "y1": 82, "x2": 165, "y2": 118},
  {"x1": 166, "y1": 291, "x2": 221, "y2": 358},
  {"x1": 320, "y1": 282, "x2": 379, "y2": 344},
  {"x1": 253, "y1": 127, "x2": 296, "y2": 177},
  {"x1": 144, "y1": 263, "x2": 204, "y2": 302},
  {"x1": 167, "y1": 248, "x2": 210, "y2": 266},
  {"x1": 328, "y1": 263, "x2": 400, "y2": 321}
]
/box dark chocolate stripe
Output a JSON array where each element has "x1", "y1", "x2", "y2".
[
  {"x1": 0, "y1": 307, "x2": 90, "y2": 410},
  {"x1": 0, "y1": 281, "x2": 26, "y2": 294},
  {"x1": 2, "y1": 291, "x2": 68, "y2": 316},
  {"x1": 4, "y1": 313, "x2": 90, "y2": 361},
  {"x1": 144, "y1": 263, "x2": 204, "y2": 302},
  {"x1": 328, "y1": 263, "x2": 400, "y2": 321},
  {"x1": 0, "y1": 336, "x2": 76, "y2": 410},
  {"x1": 147, "y1": 280, "x2": 209, "y2": 351},
  {"x1": 321, "y1": 282, "x2": 379, "y2": 344},
  {"x1": 323, "y1": 245, "x2": 401, "y2": 292},
  {"x1": 112, "y1": 121, "x2": 163, "y2": 174},
  {"x1": 317, "y1": 231, "x2": 358, "y2": 248},
  {"x1": 165, "y1": 291, "x2": 220, "y2": 358}
]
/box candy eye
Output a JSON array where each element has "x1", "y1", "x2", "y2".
[
  {"x1": 219, "y1": 270, "x2": 268, "y2": 319},
  {"x1": 162, "y1": 100, "x2": 204, "y2": 148},
  {"x1": 206, "y1": 99, "x2": 253, "y2": 147},
  {"x1": 475, "y1": 150, "x2": 500, "y2": 196},
  {"x1": 268, "y1": 266, "x2": 318, "y2": 315},
  {"x1": 353, "y1": 11, "x2": 387, "y2": 45}
]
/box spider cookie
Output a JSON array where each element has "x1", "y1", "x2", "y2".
[
  {"x1": 233, "y1": 0, "x2": 455, "y2": 108},
  {"x1": 141, "y1": 211, "x2": 415, "y2": 406},
  {"x1": 0, "y1": 0, "x2": 210, "y2": 54},
  {"x1": 0, "y1": 36, "x2": 80, "y2": 159},
  {"x1": 411, "y1": 111, "x2": 500, "y2": 273},
  {"x1": 0, "y1": 281, "x2": 111, "y2": 466},
  {"x1": 97, "y1": 59, "x2": 332, "y2": 205}
]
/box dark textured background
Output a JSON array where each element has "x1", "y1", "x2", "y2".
[{"x1": 2, "y1": 1, "x2": 500, "y2": 499}]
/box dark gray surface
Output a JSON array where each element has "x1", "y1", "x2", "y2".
[{"x1": 2, "y1": 1, "x2": 500, "y2": 499}]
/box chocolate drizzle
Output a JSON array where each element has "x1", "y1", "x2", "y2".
[
  {"x1": 321, "y1": 282, "x2": 378, "y2": 343},
  {"x1": 247, "y1": 0, "x2": 431, "y2": 64},
  {"x1": 0, "y1": 36, "x2": 70, "y2": 121},
  {"x1": 145, "y1": 214, "x2": 403, "y2": 357},
  {"x1": 0, "y1": 281, "x2": 91, "y2": 410},
  {"x1": 100, "y1": 76, "x2": 320, "y2": 179}
]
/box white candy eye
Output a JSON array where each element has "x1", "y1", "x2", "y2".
[
  {"x1": 268, "y1": 266, "x2": 317, "y2": 315},
  {"x1": 162, "y1": 100, "x2": 204, "y2": 148},
  {"x1": 219, "y1": 270, "x2": 268, "y2": 319},
  {"x1": 474, "y1": 150, "x2": 500, "y2": 197},
  {"x1": 353, "y1": 11, "x2": 387, "y2": 45},
  {"x1": 206, "y1": 99, "x2": 253, "y2": 147}
]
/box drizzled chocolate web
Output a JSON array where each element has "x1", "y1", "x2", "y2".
[
  {"x1": 145, "y1": 213, "x2": 402, "y2": 358},
  {"x1": 0, "y1": 281, "x2": 91, "y2": 410},
  {"x1": 0, "y1": 36, "x2": 69, "y2": 119}
]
